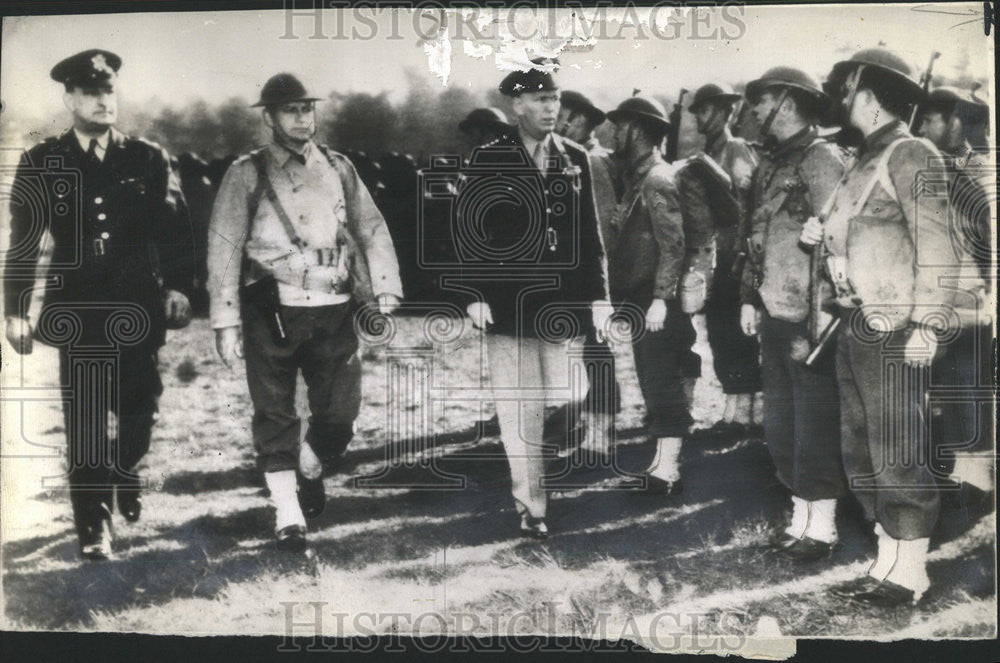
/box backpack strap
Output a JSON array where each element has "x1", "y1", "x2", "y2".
[
  {"x1": 246, "y1": 149, "x2": 269, "y2": 229},
  {"x1": 850, "y1": 136, "x2": 910, "y2": 217}
]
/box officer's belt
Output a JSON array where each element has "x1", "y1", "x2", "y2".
[{"x1": 265, "y1": 248, "x2": 342, "y2": 268}]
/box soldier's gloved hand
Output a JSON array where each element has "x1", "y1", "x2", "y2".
[
  {"x1": 467, "y1": 302, "x2": 493, "y2": 330},
  {"x1": 903, "y1": 324, "x2": 938, "y2": 367},
  {"x1": 645, "y1": 298, "x2": 667, "y2": 333},
  {"x1": 377, "y1": 294, "x2": 401, "y2": 315},
  {"x1": 799, "y1": 216, "x2": 824, "y2": 247},
  {"x1": 740, "y1": 304, "x2": 760, "y2": 336},
  {"x1": 5, "y1": 316, "x2": 33, "y2": 355},
  {"x1": 215, "y1": 326, "x2": 243, "y2": 370},
  {"x1": 591, "y1": 300, "x2": 614, "y2": 343},
  {"x1": 163, "y1": 289, "x2": 192, "y2": 329}
]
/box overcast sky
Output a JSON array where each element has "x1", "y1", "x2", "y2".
[{"x1": 1, "y1": 3, "x2": 993, "y2": 129}]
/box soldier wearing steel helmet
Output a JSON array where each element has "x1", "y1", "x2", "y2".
[
  {"x1": 918, "y1": 85, "x2": 994, "y2": 510},
  {"x1": 604, "y1": 94, "x2": 695, "y2": 496},
  {"x1": 207, "y1": 73, "x2": 403, "y2": 552},
  {"x1": 688, "y1": 82, "x2": 763, "y2": 434},
  {"x1": 458, "y1": 107, "x2": 514, "y2": 149},
  {"x1": 740, "y1": 66, "x2": 847, "y2": 563},
  {"x1": 2, "y1": 49, "x2": 195, "y2": 560},
  {"x1": 806, "y1": 48, "x2": 960, "y2": 607}
]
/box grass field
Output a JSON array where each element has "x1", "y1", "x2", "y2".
[{"x1": 1, "y1": 313, "x2": 995, "y2": 643}]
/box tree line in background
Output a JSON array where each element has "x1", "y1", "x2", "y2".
[{"x1": 3, "y1": 63, "x2": 985, "y2": 167}]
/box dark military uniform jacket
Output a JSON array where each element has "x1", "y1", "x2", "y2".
[
  {"x1": 823, "y1": 121, "x2": 958, "y2": 332},
  {"x1": 3, "y1": 128, "x2": 192, "y2": 350},
  {"x1": 458, "y1": 131, "x2": 609, "y2": 339},
  {"x1": 606, "y1": 150, "x2": 684, "y2": 306},
  {"x1": 741, "y1": 127, "x2": 844, "y2": 323}
]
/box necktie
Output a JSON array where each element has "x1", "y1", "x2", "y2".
[
  {"x1": 86, "y1": 138, "x2": 102, "y2": 163},
  {"x1": 532, "y1": 139, "x2": 547, "y2": 171}
]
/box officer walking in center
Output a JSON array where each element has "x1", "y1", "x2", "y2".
[
  {"x1": 208, "y1": 73, "x2": 403, "y2": 552},
  {"x1": 3, "y1": 50, "x2": 194, "y2": 560},
  {"x1": 460, "y1": 59, "x2": 612, "y2": 538}
]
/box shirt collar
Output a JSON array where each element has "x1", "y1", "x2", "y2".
[
  {"x1": 519, "y1": 129, "x2": 552, "y2": 158},
  {"x1": 269, "y1": 139, "x2": 317, "y2": 167},
  {"x1": 73, "y1": 128, "x2": 111, "y2": 153}
]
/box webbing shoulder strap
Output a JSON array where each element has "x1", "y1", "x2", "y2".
[
  {"x1": 851, "y1": 136, "x2": 910, "y2": 217},
  {"x1": 249, "y1": 149, "x2": 306, "y2": 250}
]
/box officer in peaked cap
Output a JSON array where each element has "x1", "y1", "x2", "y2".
[
  {"x1": 464, "y1": 56, "x2": 611, "y2": 540},
  {"x1": 811, "y1": 47, "x2": 958, "y2": 608},
  {"x1": 498, "y1": 57, "x2": 560, "y2": 97},
  {"x1": 686, "y1": 81, "x2": 763, "y2": 435},
  {"x1": 4, "y1": 49, "x2": 194, "y2": 561},
  {"x1": 49, "y1": 48, "x2": 122, "y2": 87},
  {"x1": 251, "y1": 72, "x2": 322, "y2": 108}
]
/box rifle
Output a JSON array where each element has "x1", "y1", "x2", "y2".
[
  {"x1": 666, "y1": 89, "x2": 687, "y2": 163},
  {"x1": 803, "y1": 166, "x2": 844, "y2": 368},
  {"x1": 907, "y1": 50, "x2": 940, "y2": 132}
]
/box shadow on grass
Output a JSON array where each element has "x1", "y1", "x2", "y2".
[{"x1": 3, "y1": 419, "x2": 994, "y2": 633}]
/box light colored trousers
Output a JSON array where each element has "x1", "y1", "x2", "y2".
[{"x1": 485, "y1": 333, "x2": 589, "y2": 518}]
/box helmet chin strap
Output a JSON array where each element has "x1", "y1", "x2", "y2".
[
  {"x1": 842, "y1": 64, "x2": 865, "y2": 130},
  {"x1": 759, "y1": 87, "x2": 789, "y2": 138}
]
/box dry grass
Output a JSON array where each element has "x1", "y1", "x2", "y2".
[{"x1": 1, "y1": 314, "x2": 995, "y2": 642}]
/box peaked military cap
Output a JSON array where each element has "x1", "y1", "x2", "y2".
[
  {"x1": 826, "y1": 48, "x2": 924, "y2": 102},
  {"x1": 688, "y1": 83, "x2": 742, "y2": 112},
  {"x1": 559, "y1": 90, "x2": 607, "y2": 125},
  {"x1": 607, "y1": 94, "x2": 671, "y2": 135},
  {"x1": 458, "y1": 107, "x2": 512, "y2": 134},
  {"x1": 499, "y1": 57, "x2": 560, "y2": 97},
  {"x1": 252, "y1": 73, "x2": 321, "y2": 107},
  {"x1": 50, "y1": 49, "x2": 121, "y2": 88}
]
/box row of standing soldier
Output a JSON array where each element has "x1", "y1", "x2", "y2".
[{"x1": 3, "y1": 49, "x2": 993, "y2": 611}]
